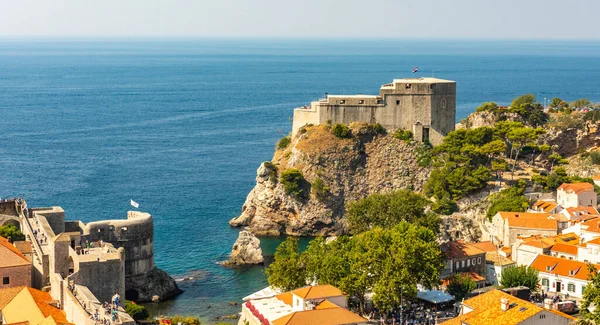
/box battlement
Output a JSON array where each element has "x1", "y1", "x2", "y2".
[{"x1": 292, "y1": 77, "x2": 456, "y2": 146}]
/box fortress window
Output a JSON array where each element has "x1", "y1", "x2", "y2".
[
  {"x1": 2, "y1": 277, "x2": 8, "y2": 285},
  {"x1": 396, "y1": 100, "x2": 400, "y2": 105},
  {"x1": 358, "y1": 100, "x2": 364, "y2": 104},
  {"x1": 442, "y1": 99, "x2": 447, "y2": 109},
  {"x1": 405, "y1": 84, "x2": 412, "y2": 89},
  {"x1": 430, "y1": 84, "x2": 435, "y2": 90},
  {"x1": 339, "y1": 100, "x2": 346, "y2": 104},
  {"x1": 377, "y1": 99, "x2": 383, "y2": 104}
]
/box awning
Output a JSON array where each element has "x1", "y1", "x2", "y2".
[{"x1": 417, "y1": 290, "x2": 455, "y2": 304}]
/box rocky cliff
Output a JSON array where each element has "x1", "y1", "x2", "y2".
[
  {"x1": 229, "y1": 124, "x2": 432, "y2": 236},
  {"x1": 223, "y1": 230, "x2": 264, "y2": 266}
]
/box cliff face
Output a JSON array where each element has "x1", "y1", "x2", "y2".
[{"x1": 229, "y1": 124, "x2": 432, "y2": 236}]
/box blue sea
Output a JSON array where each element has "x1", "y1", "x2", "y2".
[{"x1": 1, "y1": 38, "x2": 600, "y2": 322}]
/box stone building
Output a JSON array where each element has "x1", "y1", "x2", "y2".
[
  {"x1": 0, "y1": 236, "x2": 31, "y2": 288},
  {"x1": 440, "y1": 240, "x2": 486, "y2": 279},
  {"x1": 292, "y1": 77, "x2": 456, "y2": 146},
  {"x1": 489, "y1": 212, "x2": 564, "y2": 248}
]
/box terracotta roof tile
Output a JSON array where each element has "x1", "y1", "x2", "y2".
[
  {"x1": 440, "y1": 289, "x2": 575, "y2": 325},
  {"x1": 551, "y1": 243, "x2": 578, "y2": 255},
  {"x1": 272, "y1": 307, "x2": 366, "y2": 325},
  {"x1": 291, "y1": 285, "x2": 344, "y2": 300},
  {"x1": 275, "y1": 292, "x2": 293, "y2": 307},
  {"x1": 558, "y1": 182, "x2": 595, "y2": 194},
  {"x1": 0, "y1": 236, "x2": 29, "y2": 267},
  {"x1": 470, "y1": 241, "x2": 497, "y2": 253},
  {"x1": 498, "y1": 212, "x2": 558, "y2": 230},
  {"x1": 530, "y1": 255, "x2": 600, "y2": 281},
  {"x1": 315, "y1": 300, "x2": 339, "y2": 310},
  {"x1": 532, "y1": 200, "x2": 558, "y2": 213},
  {"x1": 0, "y1": 286, "x2": 24, "y2": 310},
  {"x1": 441, "y1": 240, "x2": 486, "y2": 259}
]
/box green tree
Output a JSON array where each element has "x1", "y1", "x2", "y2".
[
  {"x1": 581, "y1": 264, "x2": 600, "y2": 323},
  {"x1": 499, "y1": 265, "x2": 540, "y2": 293},
  {"x1": 479, "y1": 139, "x2": 507, "y2": 164},
  {"x1": 124, "y1": 301, "x2": 149, "y2": 321},
  {"x1": 511, "y1": 94, "x2": 536, "y2": 108},
  {"x1": 549, "y1": 97, "x2": 569, "y2": 109},
  {"x1": 507, "y1": 127, "x2": 542, "y2": 177},
  {"x1": 486, "y1": 181, "x2": 529, "y2": 220},
  {"x1": 331, "y1": 124, "x2": 351, "y2": 138},
  {"x1": 280, "y1": 169, "x2": 308, "y2": 200},
  {"x1": 265, "y1": 237, "x2": 307, "y2": 291},
  {"x1": 447, "y1": 273, "x2": 476, "y2": 301},
  {"x1": 0, "y1": 224, "x2": 25, "y2": 241},
  {"x1": 393, "y1": 129, "x2": 413, "y2": 141},
  {"x1": 345, "y1": 190, "x2": 434, "y2": 234},
  {"x1": 432, "y1": 196, "x2": 458, "y2": 215}
]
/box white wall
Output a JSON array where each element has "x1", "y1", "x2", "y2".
[
  {"x1": 520, "y1": 310, "x2": 573, "y2": 325},
  {"x1": 577, "y1": 243, "x2": 600, "y2": 264},
  {"x1": 539, "y1": 272, "x2": 587, "y2": 298}
]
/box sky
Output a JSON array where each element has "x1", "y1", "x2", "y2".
[{"x1": 0, "y1": 0, "x2": 598, "y2": 39}]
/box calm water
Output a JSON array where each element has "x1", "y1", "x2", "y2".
[{"x1": 1, "y1": 39, "x2": 600, "y2": 322}]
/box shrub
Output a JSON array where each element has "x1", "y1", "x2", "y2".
[
  {"x1": 0, "y1": 224, "x2": 25, "y2": 241},
  {"x1": 486, "y1": 182, "x2": 529, "y2": 220},
  {"x1": 170, "y1": 315, "x2": 202, "y2": 325},
  {"x1": 124, "y1": 301, "x2": 149, "y2": 321},
  {"x1": 263, "y1": 161, "x2": 278, "y2": 183},
  {"x1": 276, "y1": 136, "x2": 291, "y2": 150},
  {"x1": 432, "y1": 196, "x2": 458, "y2": 215},
  {"x1": 591, "y1": 152, "x2": 600, "y2": 165},
  {"x1": 393, "y1": 129, "x2": 413, "y2": 141},
  {"x1": 331, "y1": 124, "x2": 351, "y2": 138},
  {"x1": 371, "y1": 123, "x2": 386, "y2": 135},
  {"x1": 280, "y1": 169, "x2": 308, "y2": 200},
  {"x1": 312, "y1": 178, "x2": 330, "y2": 202}
]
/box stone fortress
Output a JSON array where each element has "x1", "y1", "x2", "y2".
[
  {"x1": 292, "y1": 77, "x2": 456, "y2": 146},
  {"x1": 0, "y1": 199, "x2": 180, "y2": 325}
]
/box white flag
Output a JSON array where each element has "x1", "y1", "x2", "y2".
[{"x1": 130, "y1": 199, "x2": 139, "y2": 208}]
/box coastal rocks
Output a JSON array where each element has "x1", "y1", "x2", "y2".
[
  {"x1": 224, "y1": 230, "x2": 264, "y2": 266},
  {"x1": 126, "y1": 267, "x2": 182, "y2": 302},
  {"x1": 229, "y1": 124, "x2": 432, "y2": 236}
]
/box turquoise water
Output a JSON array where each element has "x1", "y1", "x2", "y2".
[{"x1": 1, "y1": 39, "x2": 600, "y2": 322}]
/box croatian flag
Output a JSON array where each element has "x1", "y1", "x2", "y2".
[
  {"x1": 130, "y1": 199, "x2": 139, "y2": 208},
  {"x1": 412, "y1": 67, "x2": 419, "y2": 73}
]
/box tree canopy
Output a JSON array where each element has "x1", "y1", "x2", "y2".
[
  {"x1": 446, "y1": 273, "x2": 476, "y2": 301},
  {"x1": 346, "y1": 190, "x2": 438, "y2": 234},
  {"x1": 265, "y1": 222, "x2": 444, "y2": 314},
  {"x1": 486, "y1": 181, "x2": 529, "y2": 220},
  {"x1": 581, "y1": 264, "x2": 600, "y2": 323},
  {"x1": 499, "y1": 265, "x2": 540, "y2": 293},
  {"x1": 0, "y1": 224, "x2": 25, "y2": 241}
]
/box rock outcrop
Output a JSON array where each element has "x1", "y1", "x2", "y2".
[
  {"x1": 126, "y1": 267, "x2": 182, "y2": 302},
  {"x1": 229, "y1": 124, "x2": 432, "y2": 236},
  {"x1": 224, "y1": 230, "x2": 264, "y2": 266}
]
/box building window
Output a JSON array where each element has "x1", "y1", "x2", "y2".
[
  {"x1": 2, "y1": 277, "x2": 8, "y2": 285},
  {"x1": 477, "y1": 257, "x2": 482, "y2": 264},
  {"x1": 462, "y1": 260, "x2": 465, "y2": 268},
  {"x1": 339, "y1": 100, "x2": 346, "y2": 104},
  {"x1": 472, "y1": 258, "x2": 476, "y2": 265},
  {"x1": 539, "y1": 314, "x2": 546, "y2": 319},
  {"x1": 358, "y1": 100, "x2": 364, "y2": 104},
  {"x1": 456, "y1": 262, "x2": 459, "y2": 270},
  {"x1": 467, "y1": 259, "x2": 470, "y2": 267},
  {"x1": 442, "y1": 99, "x2": 447, "y2": 109},
  {"x1": 405, "y1": 84, "x2": 412, "y2": 89},
  {"x1": 396, "y1": 100, "x2": 400, "y2": 105},
  {"x1": 568, "y1": 283, "x2": 576, "y2": 292},
  {"x1": 541, "y1": 278, "x2": 549, "y2": 286}
]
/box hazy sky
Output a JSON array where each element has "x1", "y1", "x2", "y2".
[{"x1": 1, "y1": 0, "x2": 598, "y2": 39}]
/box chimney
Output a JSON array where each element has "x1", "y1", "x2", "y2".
[{"x1": 501, "y1": 297, "x2": 510, "y2": 311}]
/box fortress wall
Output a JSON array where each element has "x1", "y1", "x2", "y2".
[
  {"x1": 323, "y1": 105, "x2": 377, "y2": 126},
  {"x1": 292, "y1": 106, "x2": 320, "y2": 137},
  {"x1": 429, "y1": 83, "x2": 457, "y2": 146},
  {"x1": 84, "y1": 212, "x2": 154, "y2": 278},
  {"x1": 0, "y1": 201, "x2": 18, "y2": 216},
  {"x1": 32, "y1": 207, "x2": 65, "y2": 234},
  {"x1": 75, "y1": 254, "x2": 125, "y2": 303}
]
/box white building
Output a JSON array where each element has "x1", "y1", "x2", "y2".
[
  {"x1": 529, "y1": 254, "x2": 600, "y2": 299},
  {"x1": 557, "y1": 182, "x2": 597, "y2": 208}
]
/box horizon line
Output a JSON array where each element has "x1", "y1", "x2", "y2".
[{"x1": 0, "y1": 35, "x2": 600, "y2": 42}]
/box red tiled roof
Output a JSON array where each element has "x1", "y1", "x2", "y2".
[
  {"x1": 442, "y1": 240, "x2": 486, "y2": 259},
  {"x1": 530, "y1": 254, "x2": 600, "y2": 281},
  {"x1": 470, "y1": 241, "x2": 497, "y2": 253},
  {"x1": 550, "y1": 243, "x2": 578, "y2": 255},
  {"x1": 558, "y1": 182, "x2": 594, "y2": 194}
]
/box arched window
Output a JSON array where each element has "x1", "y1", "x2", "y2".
[{"x1": 442, "y1": 99, "x2": 447, "y2": 109}]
